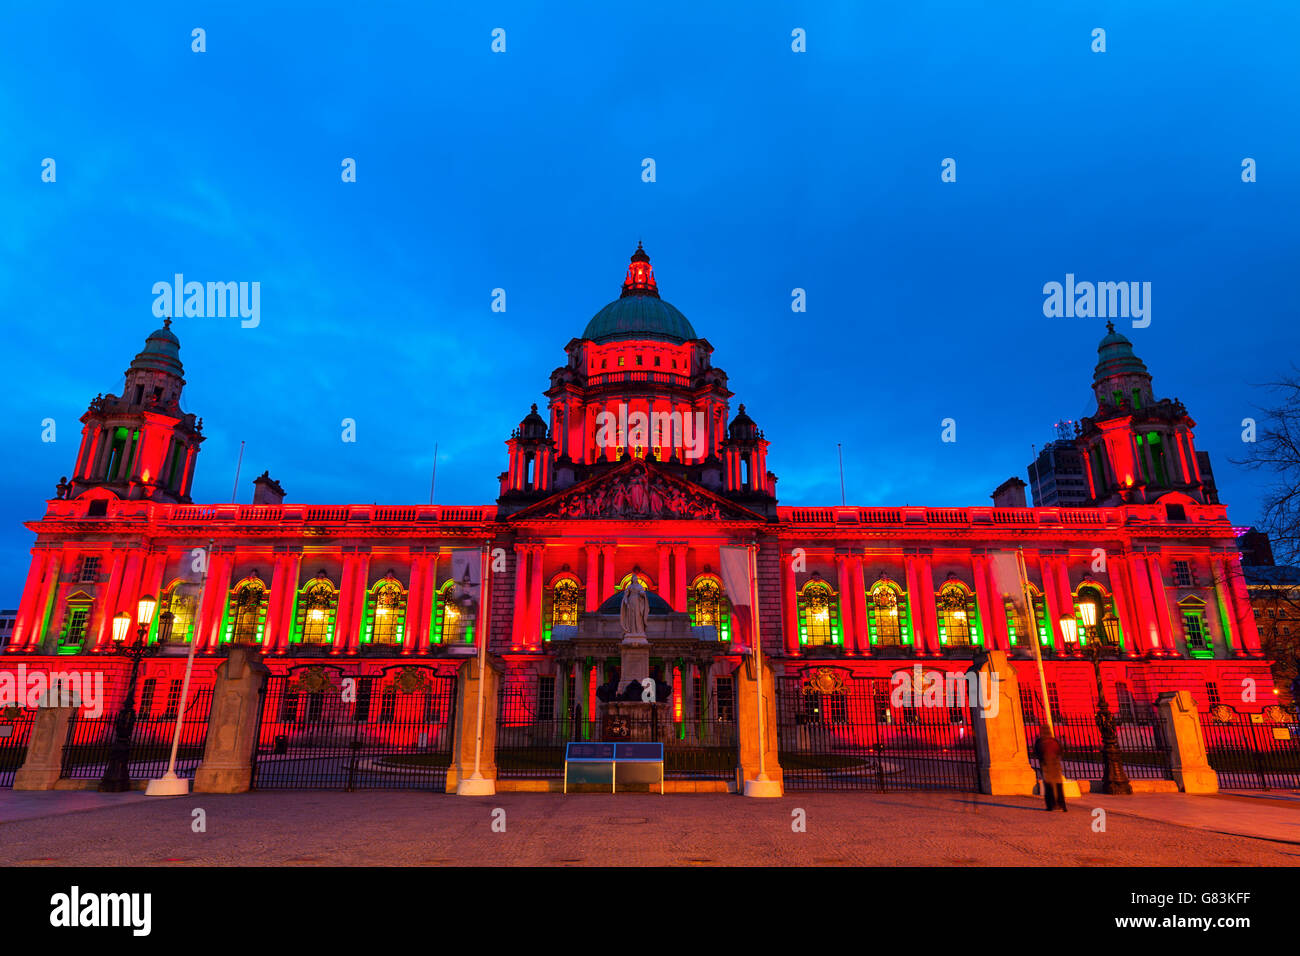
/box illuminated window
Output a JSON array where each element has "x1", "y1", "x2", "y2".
[
  {"x1": 163, "y1": 581, "x2": 199, "y2": 643},
  {"x1": 936, "y1": 583, "x2": 975, "y2": 646},
  {"x1": 552, "y1": 578, "x2": 580, "y2": 626},
  {"x1": 366, "y1": 575, "x2": 406, "y2": 645},
  {"x1": 433, "y1": 580, "x2": 471, "y2": 644},
  {"x1": 226, "y1": 576, "x2": 268, "y2": 645},
  {"x1": 798, "y1": 579, "x2": 838, "y2": 646},
  {"x1": 688, "y1": 576, "x2": 730, "y2": 640},
  {"x1": 296, "y1": 574, "x2": 337, "y2": 645},
  {"x1": 868, "y1": 582, "x2": 905, "y2": 646},
  {"x1": 60, "y1": 599, "x2": 92, "y2": 647}
]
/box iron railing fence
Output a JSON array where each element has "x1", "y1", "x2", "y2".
[
  {"x1": 1023, "y1": 704, "x2": 1173, "y2": 781},
  {"x1": 60, "y1": 688, "x2": 213, "y2": 780},
  {"x1": 1200, "y1": 709, "x2": 1300, "y2": 790},
  {"x1": 495, "y1": 684, "x2": 738, "y2": 780},
  {"x1": 251, "y1": 668, "x2": 457, "y2": 791},
  {"x1": 0, "y1": 707, "x2": 36, "y2": 788},
  {"x1": 775, "y1": 677, "x2": 981, "y2": 792}
]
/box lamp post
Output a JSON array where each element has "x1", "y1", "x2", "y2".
[
  {"x1": 1083, "y1": 637, "x2": 1133, "y2": 795},
  {"x1": 99, "y1": 595, "x2": 158, "y2": 793}
]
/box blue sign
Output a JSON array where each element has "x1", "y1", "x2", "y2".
[
  {"x1": 565, "y1": 743, "x2": 615, "y2": 760},
  {"x1": 614, "y1": 743, "x2": 664, "y2": 761}
]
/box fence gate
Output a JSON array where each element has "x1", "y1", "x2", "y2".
[
  {"x1": 1023, "y1": 704, "x2": 1173, "y2": 783},
  {"x1": 0, "y1": 706, "x2": 36, "y2": 788},
  {"x1": 1201, "y1": 707, "x2": 1300, "y2": 790},
  {"x1": 252, "y1": 666, "x2": 456, "y2": 791},
  {"x1": 61, "y1": 689, "x2": 212, "y2": 782},
  {"x1": 776, "y1": 673, "x2": 980, "y2": 792},
  {"x1": 495, "y1": 678, "x2": 739, "y2": 782}
]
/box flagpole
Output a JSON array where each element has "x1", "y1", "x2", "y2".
[
  {"x1": 743, "y1": 540, "x2": 781, "y2": 797},
  {"x1": 458, "y1": 543, "x2": 495, "y2": 795},
  {"x1": 1018, "y1": 548, "x2": 1054, "y2": 736},
  {"x1": 147, "y1": 539, "x2": 213, "y2": 796}
]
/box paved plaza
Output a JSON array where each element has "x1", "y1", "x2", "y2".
[{"x1": 0, "y1": 789, "x2": 1296, "y2": 866}]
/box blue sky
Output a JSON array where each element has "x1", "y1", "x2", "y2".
[{"x1": 1, "y1": 1, "x2": 1297, "y2": 592}]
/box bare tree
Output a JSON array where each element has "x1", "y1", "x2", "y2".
[{"x1": 1234, "y1": 374, "x2": 1300, "y2": 567}]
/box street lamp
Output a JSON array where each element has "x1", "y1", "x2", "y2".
[
  {"x1": 1078, "y1": 600, "x2": 1097, "y2": 642},
  {"x1": 1083, "y1": 638, "x2": 1133, "y2": 795},
  {"x1": 99, "y1": 595, "x2": 158, "y2": 793},
  {"x1": 1058, "y1": 615, "x2": 1078, "y2": 655},
  {"x1": 1102, "y1": 614, "x2": 1121, "y2": 650}
]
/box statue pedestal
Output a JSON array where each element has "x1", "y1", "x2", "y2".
[
  {"x1": 601, "y1": 701, "x2": 665, "y2": 742},
  {"x1": 616, "y1": 635, "x2": 650, "y2": 697}
]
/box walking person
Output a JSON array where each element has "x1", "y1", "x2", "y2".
[{"x1": 1034, "y1": 729, "x2": 1067, "y2": 812}]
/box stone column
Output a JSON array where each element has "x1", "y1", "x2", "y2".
[
  {"x1": 12, "y1": 704, "x2": 79, "y2": 790},
  {"x1": 94, "y1": 549, "x2": 127, "y2": 649},
  {"x1": 658, "y1": 543, "x2": 671, "y2": 606},
  {"x1": 1155, "y1": 690, "x2": 1218, "y2": 794},
  {"x1": 919, "y1": 555, "x2": 941, "y2": 656},
  {"x1": 263, "y1": 552, "x2": 289, "y2": 654},
  {"x1": 274, "y1": 552, "x2": 302, "y2": 653},
  {"x1": 835, "y1": 555, "x2": 855, "y2": 651},
  {"x1": 585, "y1": 544, "x2": 600, "y2": 612},
  {"x1": 673, "y1": 545, "x2": 687, "y2": 611},
  {"x1": 529, "y1": 543, "x2": 544, "y2": 647},
  {"x1": 447, "y1": 655, "x2": 503, "y2": 793},
  {"x1": 601, "y1": 545, "x2": 616, "y2": 602},
  {"x1": 736, "y1": 658, "x2": 782, "y2": 794},
  {"x1": 1147, "y1": 556, "x2": 1177, "y2": 655},
  {"x1": 967, "y1": 651, "x2": 1037, "y2": 795},
  {"x1": 851, "y1": 556, "x2": 870, "y2": 656},
  {"x1": 512, "y1": 544, "x2": 529, "y2": 646},
  {"x1": 1041, "y1": 558, "x2": 1063, "y2": 653},
  {"x1": 1225, "y1": 556, "x2": 1263, "y2": 656},
  {"x1": 1108, "y1": 554, "x2": 1142, "y2": 658},
  {"x1": 193, "y1": 646, "x2": 270, "y2": 793},
  {"x1": 781, "y1": 554, "x2": 800, "y2": 655}
]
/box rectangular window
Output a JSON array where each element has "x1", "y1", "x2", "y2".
[
  {"x1": 693, "y1": 674, "x2": 704, "y2": 721},
  {"x1": 715, "y1": 676, "x2": 736, "y2": 722},
  {"x1": 355, "y1": 678, "x2": 373, "y2": 722},
  {"x1": 538, "y1": 678, "x2": 555, "y2": 721},
  {"x1": 1183, "y1": 613, "x2": 1207, "y2": 650},
  {"x1": 163, "y1": 680, "x2": 182, "y2": 719},
  {"x1": 79, "y1": 556, "x2": 101, "y2": 582},
  {"x1": 1205, "y1": 681, "x2": 1221, "y2": 706},
  {"x1": 1047, "y1": 682, "x2": 1062, "y2": 720},
  {"x1": 139, "y1": 678, "x2": 157, "y2": 717},
  {"x1": 64, "y1": 607, "x2": 89, "y2": 644},
  {"x1": 1172, "y1": 561, "x2": 1193, "y2": 587}
]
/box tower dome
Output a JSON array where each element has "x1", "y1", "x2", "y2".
[
  {"x1": 1092, "y1": 321, "x2": 1153, "y2": 410},
  {"x1": 128, "y1": 318, "x2": 185, "y2": 378},
  {"x1": 582, "y1": 244, "x2": 697, "y2": 344}
]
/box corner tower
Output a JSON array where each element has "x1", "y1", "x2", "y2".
[
  {"x1": 1076, "y1": 323, "x2": 1207, "y2": 506},
  {"x1": 64, "y1": 319, "x2": 204, "y2": 503}
]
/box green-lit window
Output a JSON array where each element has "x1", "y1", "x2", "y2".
[
  {"x1": 433, "y1": 580, "x2": 472, "y2": 644},
  {"x1": 798, "y1": 579, "x2": 839, "y2": 646},
  {"x1": 363, "y1": 575, "x2": 406, "y2": 645},
  {"x1": 296, "y1": 574, "x2": 337, "y2": 645},
  {"x1": 162, "y1": 581, "x2": 198, "y2": 643},
  {"x1": 868, "y1": 582, "x2": 908, "y2": 646},
  {"x1": 225, "y1": 576, "x2": 268, "y2": 645},
  {"x1": 688, "y1": 576, "x2": 730, "y2": 641},
  {"x1": 936, "y1": 584, "x2": 977, "y2": 646},
  {"x1": 1181, "y1": 599, "x2": 1212, "y2": 658},
  {"x1": 59, "y1": 599, "x2": 92, "y2": 649}
]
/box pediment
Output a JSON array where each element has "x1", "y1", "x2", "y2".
[{"x1": 509, "y1": 459, "x2": 764, "y2": 522}]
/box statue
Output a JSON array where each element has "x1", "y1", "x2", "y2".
[{"x1": 620, "y1": 571, "x2": 649, "y2": 639}]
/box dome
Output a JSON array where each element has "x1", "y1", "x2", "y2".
[
  {"x1": 584, "y1": 295, "x2": 696, "y2": 344},
  {"x1": 1092, "y1": 321, "x2": 1150, "y2": 385},
  {"x1": 128, "y1": 318, "x2": 184, "y2": 377},
  {"x1": 581, "y1": 243, "x2": 697, "y2": 344}
]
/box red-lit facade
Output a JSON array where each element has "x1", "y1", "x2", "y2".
[{"x1": 2, "y1": 247, "x2": 1276, "y2": 723}]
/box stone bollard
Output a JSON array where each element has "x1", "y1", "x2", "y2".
[
  {"x1": 737, "y1": 658, "x2": 783, "y2": 796},
  {"x1": 968, "y1": 651, "x2": 1038, "y2": 796},
  {"x1": 448, "y1": 655, "x2": 502, "y2": 794},
  {"x1": 13, "y1": 704, "x2": 78, "y2": 791},
  {"x1": 193, "y1": 646, "x2": 270, "y2": 794},
  {"x1": 1156, "y1": 690, "x2": 1218, "y2": 794}
]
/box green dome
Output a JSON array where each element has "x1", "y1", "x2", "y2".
[
  {"x1": 583, "y1": 295, "x2": 696, "y2": 344},
  {"x1": 1093, "y1": 321, "x2": 1150, "y2": 385},
  {"x1": 129, "y1": 319, "x2": 184, "y2": 377}
]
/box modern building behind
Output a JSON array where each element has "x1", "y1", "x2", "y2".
[{"x1": 1027, "y1": 439, "x2": 1089, "y2": 507}]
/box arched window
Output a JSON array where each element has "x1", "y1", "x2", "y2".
[
  {"x1": 798, "y1": 578, "x2": 839, "y2": 647},
  {"x1": 616, "y1": 571, "x2": 656, "y2": 592},
  {"x1": 161, "y1": 580, "x2": 199, "y2": 643},
  {"x1": 1006, "y1": 585, "x2": 1048, "y2": 648},
  {"x1": 688, "y1": 575, "x2": 731, "y2": 641},
  {"x1": 868, "y1": 581, "x2": 907, "y2": 646},
  {"x1": 433, "y1": 580, "x2": 471, "y2": 644},
  {"x1": 364, "y1": 574, "x2": 406, "y2": 646},
  {"x1": 554, "y1": 578, "x2": 581, "y2": 625},
  {"x1": 296, "y1": 573, "x2": 337, "y2": 645},
  {"x1": 936, "y1": 583, "x2": 976, "y2": 647},
  {"x1": 225, "y1": 574, "x2": 268, "y2": 645}
]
